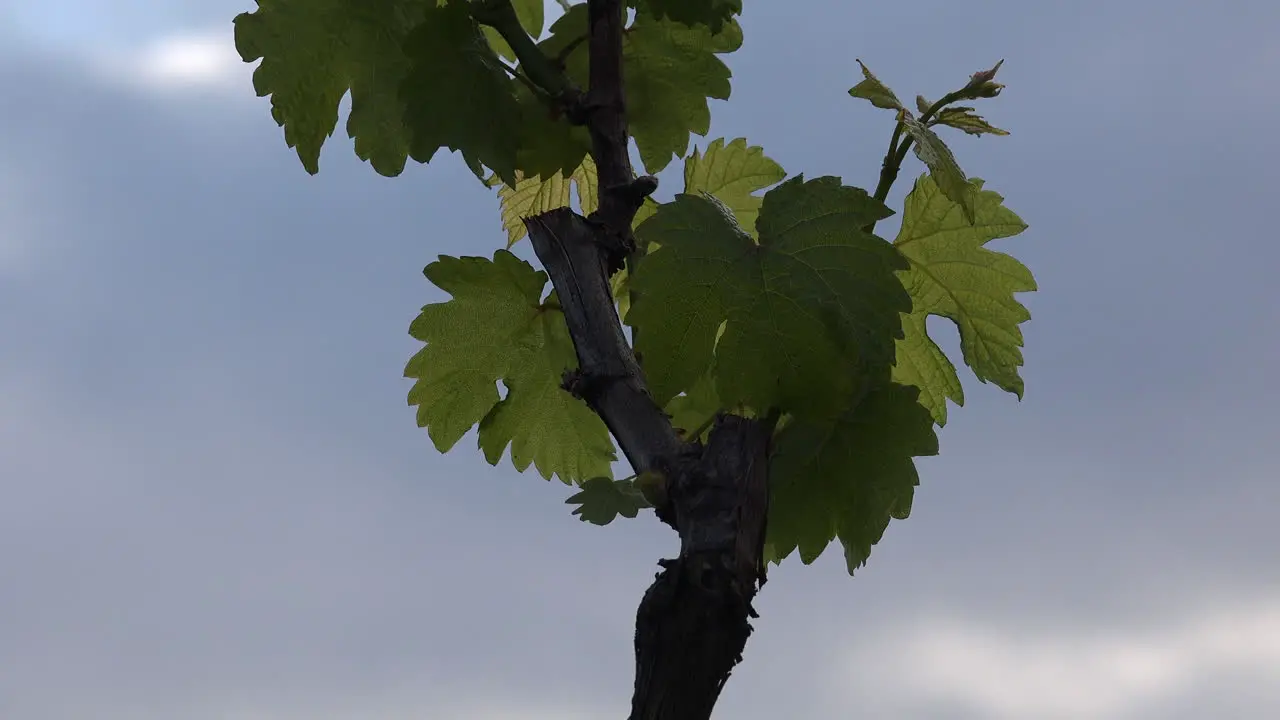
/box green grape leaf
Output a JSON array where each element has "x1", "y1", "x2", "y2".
[
  {"x1": 233, "y1": 0, "x2": 426, "y2": 176},
  {"x1": 609, "y1": 194, "x2": 661, "y2": 323},
  {"x1": 566, "y1": 477, "x2": 651, "y2": 525},
  {"x1": 891, "y1": 312, "x2": 964, "y2": 425},
  {"x1": 550, "y1": 7, "x2": 740, "y2": 174},
  {"x1": 400, "y1": 1, "x2": 524, "y2": 185},
  {"x1": 766, "y1": 382, "x2": 939, "y2": 575},
  {"x1": 493, "y1": 157, "x2": 597, "y2": 247},
  {"x1": 931, "y1": 107, "x2": 1010, "y2": 137},
  {"x1": 683, "y1": 137, "x2": 786, "y2": 237},
  {"x1": 611, "y1": 267, "x2": 633, "y2": 322},
  {"x1": 626, "y1": 14, "x2": 741, "y2": 173},
  {"x1": 894, "y1": 174, "x2": 1034, "y2": 400},
  {"x1": 848, "y1": 59, "x2": 903, "y2": 111},
  {"x1": 900, "y1": 113, "x2": 976, "y2": 224},
  {"x1": 632, "y1": 197, "x2": 661, "y2": 230},
  {"x1": 628, "y1": 176, "x2": 910, "y2": 415},
  {"x1": 495, "y1": 172, "x2": 573, "y2": 247},
  {"x1": 664, "y1": 373, "x2": 721, "y2": 441},
  {"x1": 574, "y1": 155, "x2": 600, "y2": 216},
  {"x1": 630, "y1": 0, "x2": 741, "y2": 32},
  {"x1": 405, "y1": 251, "x2": 615, "y2": 483}
]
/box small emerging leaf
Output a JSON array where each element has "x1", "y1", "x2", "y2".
[
  {"x1": 848, "y1": 59, "x2": 903, "y2": 111},
  {"x1": 931, "y1": 107, "x2": 1009, "y2": 136},
  {"x1": 899, "y1": 113, "x2": 976, "y2": 224},
  {"x1": 956, "y1": 59, "x2": 1006, "y2": 100},
  {"x1": 566, "y1": 477, "x2": 651, "y2": 525}
]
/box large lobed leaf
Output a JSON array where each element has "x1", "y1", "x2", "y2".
[
  {"x1": 233, "y1": 0, "x2": 427, "y2": 176},
  {"x1": 891, "y1": 174, "x2": 1034, "y2": 423},
  {"x1": 628, "y1": 176, "x2": 911, "y2": 416},
  {"x1": 766, "y1": 382, "x2": 939, "y2": 574},
  {"x1": 405, "y1": 250, "x2": 616, "y2": 483},
  {"x1": 236, "y1": 0, "x2": 576, "y2": 183}
]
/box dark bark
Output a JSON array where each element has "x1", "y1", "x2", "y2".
[{"x1": 515, "y1": 2, "x2": 771, "y2": 718}]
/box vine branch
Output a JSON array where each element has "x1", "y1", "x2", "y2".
[{"x1": 517, "y1": 3, "x2": 772, "y2": 719}]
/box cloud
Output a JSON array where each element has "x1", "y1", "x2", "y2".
[
  {"x1": 835, "y1": 600, "x2": 1280, "y2": 718},
  {"x1": 87, "y1": 29, "x2": 251, "y2": 94}
]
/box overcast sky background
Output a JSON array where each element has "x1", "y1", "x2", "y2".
[{"x1": 2, "y1": 1, "x2": 1278, "y2": 718}]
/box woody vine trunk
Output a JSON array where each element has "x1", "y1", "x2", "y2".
[{"x1": 517, "y1": 1, "x2": 773, "y2": 717}]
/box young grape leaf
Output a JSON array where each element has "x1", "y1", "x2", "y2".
[
  {"x1": 664, "y1": 372, "x2": 720, "y2": 441},
  {"x1": 848, "y1": 59, "x2": 903, "y2": 111},
  {"x1": 494, "y1": 157, "x2": 597, "y2": 247},
  {"x1": 511, "y1": 81, "x2": 593, "y2": 181},
  {"x1": 899, "y1": 113, "x2": 976, "y2": 224},
  {"x1": 954, "y1": 59, "x2": 1006, "y2": 101},
  {"x1": 893, "y1": 174, "x2": 1034, "y2": 401},
  {"x1": 405, "y1": 251, "x2": 615, "y2": 483},
  {"x1": 400, "y1": 1, "x2": 525, "y2": 185},
  {"x1": 627, "y1": 14, "x2": 742, "y2": 173},
  {"x1": 548, "y1": 6, "x2": 741, "y2": 174},
  {"x1": 766, "y1": 382, "x2": 938, "y2": 575},
  {"x1": 566, "y1": 477, "x2": 651, "y2": 525},
  {"x1": 628, "y1": 176, "x2": 910, "y2": 416},
  {"x1": 495, "y1": 173, "x2": 573, "y2": 247},
  {"x1": 630, "y1": 0, "x2": 741, "y2": 32},
  {"x1": 611, "y1": 268, "x2": 633, "y2": 322},
  {"x1": 931, "y1": 107, "x2": 1010, "y2": 137},
  {"x1": 233, "y1": 0, "x2": 427, "y2": 175},
  {"x1": 683, "y1": 137, "x2": 786, "y2": 237},
  {"x1": 891, "y1": 312, "x2": 964, "y2": 425},
  {"x1": 476, "y1": 299, "x2": 619, "y2": 482}
]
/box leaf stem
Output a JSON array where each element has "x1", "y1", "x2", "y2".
[
  {"x1": 470, "y1": 0, "x2": 580, "y2": 107},
  {"x1": 864, "y1": 86, "x2": 971, "y2": 233}
]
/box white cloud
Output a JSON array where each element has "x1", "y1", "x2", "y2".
[
  {"x1": 836, "y1": 600, "x2": 1280, "y2": 718},
  {"x1": 85, "y1": 30, "x2": 251, "y2": 95},
  {"x1": 134, "y1": 32, "x2": 246, "y2": 88}
]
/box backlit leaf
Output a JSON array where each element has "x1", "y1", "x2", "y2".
[
  {"x1": 629, "y1": 176, "x2": 910, "y2": 416},
  {"x1": 767, "y1": 382, "x2": 938, "y2": 574},
  {"x1": 893, "y1": 174, "x2": 1034, "y2": 403},
  {"x1": 566, "y1": 477, "x2": 651, "y2": 525},
  {"x1": 683, "y1": 137, "x2": 786, "y2": 237},
  {"x1": 405, "y1": 252, "x2": 615, "y2": 483}
]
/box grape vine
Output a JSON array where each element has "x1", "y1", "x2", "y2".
[{"x1": 234, "y1": 0, "x2": 1036, "y2": 716}]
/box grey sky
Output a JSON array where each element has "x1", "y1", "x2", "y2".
[{"x1": 1, "y1": 1, "x2": 1277, "y2": 718}]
